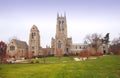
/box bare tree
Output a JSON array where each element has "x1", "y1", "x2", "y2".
[
  {"x1": 109, "y1": 34, "x2": 120, "y2": 54},
  {"x1": 85, "y1": 33, "x2": 103, "y2": 53},
  {"x1": 111, "y1": 36, "x2": 120, "y2": 45}
]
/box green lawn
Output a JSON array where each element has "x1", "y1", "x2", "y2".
[
  {"x1": 0, "y1": 55, "x2": 120, "y2": 78},
  {"x1": 28, "y1": 56, "x2": 74, "y2": 64}
]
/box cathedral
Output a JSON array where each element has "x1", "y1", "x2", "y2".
[{"x1": 6, "y1": 13, "x2": 108, "y2": 59}]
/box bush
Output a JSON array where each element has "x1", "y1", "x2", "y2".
[
  {"x1": 48, "y1": 54, "x2": 54, "y2": 57},
  {"x1": 68, "y1": 53, "x2": 77, "y2": 56},
  {"x1": 29, "y1": 59, "x2": 34, "y2": 64},
  {"x1": 86, "y1": 52, "x2": 103, "y2": 56},
  {"x1": 89, "y1": 52, "x2": 96, "y2": 56},
  {"x1": 64, "y1": 54, "x2": 68, "y2": 57},
  {"x1": 78, "y1": 52, "x2": 89, "y2": 58},
  {"x1": 96, "y1": 52, "x2": 103, "y2": 56},
  {"x1": 35, "y1": 59, "x2": 40, "y2": 63},
  {"x1": 29, "y1": 59, "x2": 40, "y2": 64}
]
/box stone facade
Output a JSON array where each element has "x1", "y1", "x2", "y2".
[
  {"x1": 51, "y1": 14, "x2": 72, "y2": 56},
  {"x1": 102, "y1": 44, "x2": 109, "y2": 54},
  {"x1": 7, "y1": 39, "x2": 28, "y2": 59},
  {"x1": 71, "y1": 43, "x2": 88, "y2": 54},
  {"x1": 28, "y1": 25, "x2": 41, "y2": 57},
  {"x1": 6, "y1": 13, "x2": 109, "y2": 59}
]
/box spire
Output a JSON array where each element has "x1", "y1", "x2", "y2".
[
  {"x1": 57, "y1": 12, "x2": 59, "y2": 18},
  {"x1": 64, "y1": 12, "x2": 66, "y2": 18}
]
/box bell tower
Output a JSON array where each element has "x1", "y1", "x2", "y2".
[
  {"x1": 56, "y1": 13, "x2": 67, "y2": 40},
  {"x1": 51, "y1": 13, "x2": 72, "y2": 56},
  {"x1": 29, "y1": 25, "x2": 40, "y2": 57}
]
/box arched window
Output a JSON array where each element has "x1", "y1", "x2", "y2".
[
  {"x1": 66, "y1": 48, "x2": 69, "y2": 52},
  {"x1": 32, "y1": 33, "x2": 34, "y2": 39},
  {"x1": 58, "y1": 41, "x2": 61, "y2": 48},
  {"x1": 10, "y1": 45, "x2": 15, "y2": 51},
  {"x1": 32, "y1": 33, "x2": 36, "y2": 39},
  {"x1": 59, "y1": 21, "x2": 61, "y2": 31},
  {"x1": 59, "y1": 20, "x2": 64, "y2": 31}
]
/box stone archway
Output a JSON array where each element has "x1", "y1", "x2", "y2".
[{"x1": 103, "y1": 50, "x2": 106, "y2": 54}]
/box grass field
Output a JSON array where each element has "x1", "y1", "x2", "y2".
[
  {"x1": 0, "y1": 55, "x2": 120, "y2": 78},
  {"x1": 28, "y1": 56, "x2": 74, "y2": 64}
]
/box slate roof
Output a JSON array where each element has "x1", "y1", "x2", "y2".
[{"x1": 12, "y1": 39, "x2": 28, "y2": 49}]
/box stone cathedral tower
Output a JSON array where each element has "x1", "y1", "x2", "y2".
[
  {"x1": 51, "y1": 13, "x2": 72, "y2": 56},
  {"x1": 29, "y1": 25, "x2": 40, "y2": 57}
]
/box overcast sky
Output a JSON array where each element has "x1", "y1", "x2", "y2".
[{"x1": 0, "y1": 0, "x2": 120, "y2": 47}]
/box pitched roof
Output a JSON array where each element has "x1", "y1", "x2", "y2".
[
  {"x1": 30, "y1": 25, "x2": 39, "y2": 32},
  {"x1": 12, "y1": 39, "x2": 28, "y2": 49}
]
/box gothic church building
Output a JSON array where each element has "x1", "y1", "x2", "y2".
[
  {"x1": 51, "y1": 14, "x2": 72, "y2": 56},
  {"x1": 7, "y1": 13, "x2": 108, "y2": 59}
]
